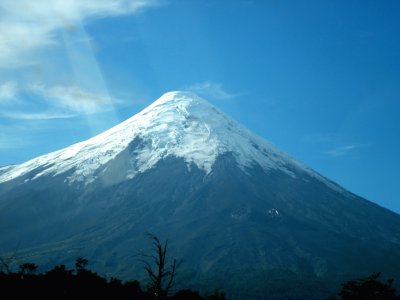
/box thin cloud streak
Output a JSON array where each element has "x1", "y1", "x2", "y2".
[
  {"x1": 0, "y1": 83, "x2": 124, "y2": 118},
  {"x1": 31, "y1": 84, "x2": 123, "y2": 114},
  {"x1": 1, "y1": 111, "x2": 77, "y2": 121},
  {"x1": 324, "y1": 144, "x2": 364, "y2": 157},
  {"x1": 302, "y1": 133, "x2": 368, "y2": 158}
]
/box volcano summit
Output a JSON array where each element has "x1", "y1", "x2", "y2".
[
  {"x1": 0, "y1": 92, "x2": 328, "y2": 186},
  {"x1": 1, "y1": 92, "x2": 399, "y2": 299}
]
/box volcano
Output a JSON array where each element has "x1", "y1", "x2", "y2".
[{"x1": 1, "y1": 91, "x2": 399, "y2": 299}]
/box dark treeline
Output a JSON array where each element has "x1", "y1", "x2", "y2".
[
  {"x1": 1, "y1": 235, "x2": 399, "y2": 300},
  {"x1": 328, "y1": 272, "x2": 400, "y2": 300},
  {"x1": 0, "y1": 234, "x2": 225, "y2": 300},
  {"x1": 2, "y1": 261, "x2": 400, "y2": 300},
  {"x1": 0, "y1": 258, "x2": 224, "y2": 300}
]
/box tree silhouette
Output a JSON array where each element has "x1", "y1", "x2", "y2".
[
  {"x1": 19, "y1": 262, "x2": 38, "y2": 275},
  {"x1": 75, "y1": 257, "x2": 88, "y2": 273},
  {"x1": 170, "y1": 289, "x2": 203, "y2": 300},
  {"x1": 0, "y1": 234, "x2": 232, "y2": 300},
  {"x1": 0, "y1": 254, "x2": 226, "y2": 299},
  {"x1": 0, "y1": 250, "x2": 18, "y2": 274},
  {"x1": 332, "y1": 272, "x2": 400, "y2": 300},
  {"x1": 141, "y1": 234, "x2": 179, "y2": 300}
]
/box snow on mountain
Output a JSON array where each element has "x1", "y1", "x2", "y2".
[{"x1": 0, "y1": 91, "x2": 339, "y2": 190}]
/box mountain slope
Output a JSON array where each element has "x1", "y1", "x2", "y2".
[{"x1": 0, "y1": 91, "x2": 399, "y2": 299}]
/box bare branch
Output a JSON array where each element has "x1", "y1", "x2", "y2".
[
  {"x1": 165, "y1": 258, "x2": 177, "y2": 295},
  {"x1": 141, "y1": 233, "x2": 180, "y2": 300}
]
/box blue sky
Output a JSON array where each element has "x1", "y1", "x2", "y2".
[{"x1": 0, "y1": 0, "x2": 399, "y2": 213}]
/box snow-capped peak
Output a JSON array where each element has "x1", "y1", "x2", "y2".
[{"x1": 0, "y1": 91, "x2": 336, "y2": 189}]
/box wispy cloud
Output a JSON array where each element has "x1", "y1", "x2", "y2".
[
  {"x1": 0, "y1": 0, "x2": 161, "y2": 68},
  {"x1": 1, "y1": 111, "x2": 76, "y2": 121},
  {"x1": 324, "y1": 144, "x2": 364, "y2": 157},
  {"x1": 31, "y1": 84, "x2": 123, "y2": 114},
  {"x1": 0, "y1": 83, "x2": 123, "y2": 119},
  {"x1": 303, "y1": 133, "x2": 368, "y2": 158},
  {"x1": 0, "y1": 81, "x2": 18, "y2": 101},
  {"x1": 185, "y1": 81, "x2": 237, "y2": 100}
]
